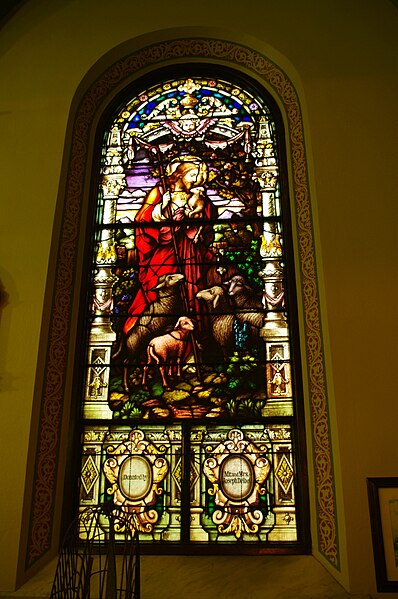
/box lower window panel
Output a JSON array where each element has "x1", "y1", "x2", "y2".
[{"x1": 79, "y1": 422, "x2": 298, "y2": 545}]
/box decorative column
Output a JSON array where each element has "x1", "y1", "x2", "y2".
[
  {"x1": 189, "y1": 428, "x2": 209, "y2": 542},
  {"x1": 162, "y1": 427, "x2": 183, "y2": 541},
  {"x1": 84, "y1": 127, "x2": 125, "y2": 418},
  {"x1": 254, "y1": 117, "x2": 292, "y2": 418},
  {"x1": 80, "y1": 427, "x2": 109, "y2": 513},
  {"x1": 266, "y1": 425, "x2": 297, "y2": 542}
]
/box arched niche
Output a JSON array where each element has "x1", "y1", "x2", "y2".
[{"x1": 21, "y1": 36, "x2": 339, "y2": 580}]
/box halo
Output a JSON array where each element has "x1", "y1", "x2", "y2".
[{"x1": 165, "y1": 155, "x2": 207, "y2": 180}]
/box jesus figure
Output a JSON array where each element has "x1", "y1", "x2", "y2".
[{"x1": 123, "y1": 155, "x2": 217, "y2": 337}]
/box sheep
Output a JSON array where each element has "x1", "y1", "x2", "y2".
[
  {"x1": 205, "y1": 263, "x2": 240, "y2": 287},
  {"x1": 184, "y1": 186, "x2": 206, "y2": 219},
  {"x1": 116, "y1": 272, "x2": 185, "y2": 391},
  {"x1": 125, "y1": 272, "x2": 185, "y2": 359},
  {"x1": 142, "y1": 316, "x2": 195, "y2": 390},
  {"x1": 196, "y1": 285, "x2": 235, "y2": 359},
  {"x1": 223, "y1": 275, "x2": 265, "y2": 341}
]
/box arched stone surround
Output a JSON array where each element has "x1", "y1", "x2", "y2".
[{"x1": 25, "y1": 37, "x2": 339, "y2": 574}]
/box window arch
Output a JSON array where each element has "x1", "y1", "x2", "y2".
[
  {"x1": 25, "y1": 39, "x2": 338, "y2": 573},
  {"x1": 77, "y1": 65, "x2": 309, "y2": 552}
]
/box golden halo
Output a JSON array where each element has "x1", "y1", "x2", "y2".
[{"x1": 165, "y1": 155, "x2": 207, "y2": 182}]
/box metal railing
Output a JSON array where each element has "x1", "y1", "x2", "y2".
[{"x1": 50, "y1": 505, "x2": 140, "y2": 599}]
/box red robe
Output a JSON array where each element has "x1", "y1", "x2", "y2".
[{"x1": 123, "y1": 186, "x2": 216, "y2": 335}]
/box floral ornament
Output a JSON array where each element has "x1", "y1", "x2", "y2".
[
  {"x1": 203, "y1": 429, "x2": 271, "y2": 539},
  {"x1": 103, "y1": 429, "x2": 169, "y2": 535}
]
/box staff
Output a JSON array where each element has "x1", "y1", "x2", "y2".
[{"x1": 146, "y1": 144, "x2": 204, "y2": 383}]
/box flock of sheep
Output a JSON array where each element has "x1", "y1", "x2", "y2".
[{"x1": 119, "y1": 270, "x2": 265, "y2": 391}]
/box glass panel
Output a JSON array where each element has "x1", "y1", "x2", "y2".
[
  {"x1": 80, "y1": 425, "x2": 181, "y2": 542},
  {"x1": 81, "y1": 75, "x2": 294, "y2": 423},
  {"x1": 190, "y1": 424, "x2": 297, "y2": 542},
  {"x1": 78, "y1": 72, "x2": 303, "y2": 548}
]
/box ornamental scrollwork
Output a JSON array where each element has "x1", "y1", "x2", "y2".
[
  {"x1": 203, "y1": 429, "x2": 270, "y2": 539},
  {"x1": 103, "y1": 429, "x2": 169, "y2": 535}
]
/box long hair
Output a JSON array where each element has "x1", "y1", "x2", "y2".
[{"x1": 166, "y1": 159, "x2": 207, "y2": 189}]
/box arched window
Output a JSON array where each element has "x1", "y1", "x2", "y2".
[{"x1": 77, "y1": 65, "x2": 310, "y2": 552}]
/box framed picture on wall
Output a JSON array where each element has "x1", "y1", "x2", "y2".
[{"x1": 367, "y1": 477, "x2": 398, "y2": 592}]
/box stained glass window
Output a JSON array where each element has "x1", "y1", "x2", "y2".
[{"x1": 78, "y1": 70, "x2": 308, "y2": 549}]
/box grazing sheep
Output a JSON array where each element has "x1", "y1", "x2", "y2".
[
  {"x1": 116, "y1": 272, "x2": 185, "y2": 391},
  {"x1": 142, "y1": 316, "x2": 195, "y2": 390},
  {"x1": 196, "y1": 285, "x2": 235, "y2": 359},
  {"x1": 224, "y1": 274, "x2": 265, "y2": 333}
]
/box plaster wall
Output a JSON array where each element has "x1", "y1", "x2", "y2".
[{"x1": 0, "y1": 0, "x2": 397, "y2": 595}]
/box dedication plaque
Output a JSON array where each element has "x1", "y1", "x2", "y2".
[
  {"x1": 220, "y1": 455, "x2": 254, "y2": 502},
  {"x1": 118, "y1": 455, "x2": 152, "y2": 501}
]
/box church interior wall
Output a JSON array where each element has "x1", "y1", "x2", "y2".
[{"x1": 0, "y1": 1, "x2": 397, "y2": 596}]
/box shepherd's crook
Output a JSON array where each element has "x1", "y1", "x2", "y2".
[{"x1": 149, "y1": 145, "x2": 203, "y2": 383}]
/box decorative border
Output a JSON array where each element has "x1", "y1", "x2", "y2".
[{"x1": 26, "y1": 38, "x2": 338, "y2": 569}]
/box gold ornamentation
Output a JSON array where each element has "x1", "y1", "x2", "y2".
[
  {"x1": 275, "y1": 455, "x2": 294, "y2": 494},
  {"x1": 203, "y1": 429, "x2": 271, "y2": 539},
  {"x1": 283, "y1": 512, "x2": 294, "y2": 525},
  {"x1": 81, "y1": 455, "x2": 99, "y2": 494},
  {"x1": 103, "y1": 429, "x2": 169, "y2": 536},
  {"x1": 87, "y1": 374, "x2": 107, "y2": 398}
]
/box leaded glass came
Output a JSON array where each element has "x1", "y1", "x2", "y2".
[{"x1": 78, "y1": 72, "x2": 307, "y2": 549}]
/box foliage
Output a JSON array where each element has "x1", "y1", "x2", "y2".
[
  {"x1": 110, "y1": 349, "x2": 264, "y2": 420},
  {"x1": 226, "y1": 351, "x2": 258, "y2": 379},
  {"x1": 226, "y1": 396, "x2": 266, "y2": 418},
  {"x1": 111, "y1": 267, "x2": 138, "y2": 334},
  {"x1": 221, "y1": 350, "x2": 264, "y2": 417},
  {"x1": 112, "y1": 387, "x2": 150, "y2": 419},
  {"x1": 224, "y1": 239, "x2": 263, "y2": 288},
  {"x1": 110, "y1": 378, "x2": 125, "y2": 393}
]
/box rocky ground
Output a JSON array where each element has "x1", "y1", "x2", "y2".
[{"x1": 110, "y1": 364, "x2": 266, "y2": 419}]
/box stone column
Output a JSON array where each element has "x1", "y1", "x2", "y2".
[{"x1": 84, "y1": 127, "x2": 125, "y2": 418}]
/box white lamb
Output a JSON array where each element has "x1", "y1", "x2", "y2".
[{"x1": 142, "y1": 316, "x2": 195, "y2": 390}]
